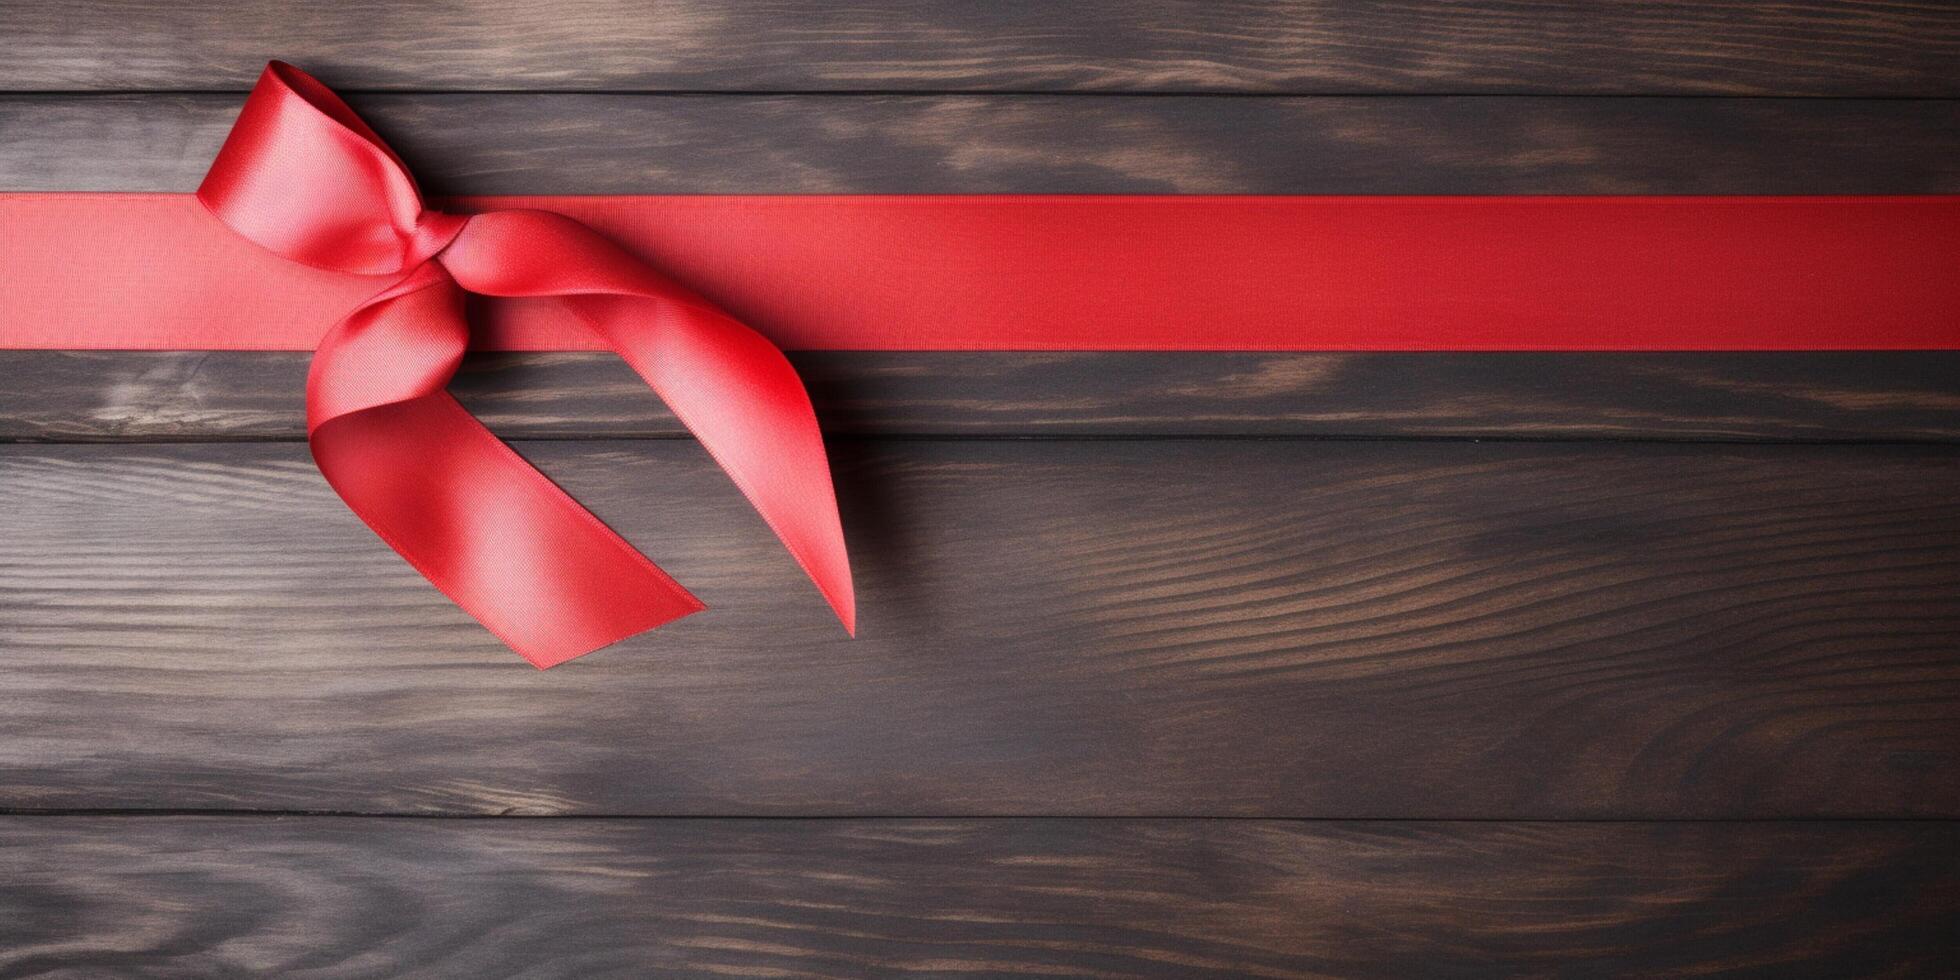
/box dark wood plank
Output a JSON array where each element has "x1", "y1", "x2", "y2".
[
  {"x1": 5, "y1": 351, "x2": 1959, "y2": 442},
  {"x1": 2, "y1": 817, "x2": 1953, "y2": 977},
  {"x1": 3, "y1": 440, "x2": 1956, "y2": 816},
  {"x1": 6, "y1": 93, "x2": 1957, "y2": 194},
  {"x1": 6, "y1": 0, "x2": 1956, "y2": 96}
]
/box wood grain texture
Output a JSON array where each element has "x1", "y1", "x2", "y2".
[
  {"x1": 4, "y1": 351, "x2": 1960, "y2": 442},
  {"x1": 2, "y1": 817, "x2": 1954, "y2": 978},
  {"x1": 6, "y1": 6, "x2": 1958, "y2": 975},
  {"x1": 6, "y1": 93, "x2": 1958, "y2": 194},
  {"x1": 3, "y1": 440, "x2": 1956, "y2": 816},
  {"x1": 4, "y1": 0, "x2": 1956, "y2": 96}
]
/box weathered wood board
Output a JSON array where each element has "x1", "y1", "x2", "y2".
[
  {"x1": 4, "y1": 440, "x2": 1955, "y2": 817},
  {"x1": 2, "y1": 351, "x2": 1957, "y2": 442},
  {"x1": 6, "y1": 93, "x2": 1957, "y2": 194},
  {"x1": 2, "y1": 818, "x2": 1954, "y2": 977},
  {"x1": 7, "y1": 0, "x2": 1956, "y2": 96}
]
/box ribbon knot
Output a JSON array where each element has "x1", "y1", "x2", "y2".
[
  {"x1": 405, "y1": 210, "x2": 469, "y2": 268},
  {"x1": 197, "y1": 62, "x2": 854, "y2": 667}
]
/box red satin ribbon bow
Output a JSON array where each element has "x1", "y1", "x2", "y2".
[{"x1": 198, "y1": 62, "x2": 853, "y2": 667}]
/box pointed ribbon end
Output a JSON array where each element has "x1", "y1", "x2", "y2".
[{"x1": 826, "y1": 579, "x2": 858, "y2": 638}]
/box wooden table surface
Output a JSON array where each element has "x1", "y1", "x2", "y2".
[{"x1": 2, "y1": 2, "x2": 1957, "y2": 976}]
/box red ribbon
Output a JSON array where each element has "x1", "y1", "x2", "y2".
[
  {"x1": 7, "y1": 194, "x2": 1955, "y2": 352},
  {"x1": 4, "y1": 65, "x2": 1956, "y2": 666},
  {"x1": 194, "y1": 62, "x2": 852, "y2": 667}
]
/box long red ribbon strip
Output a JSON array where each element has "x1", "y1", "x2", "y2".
[
  {"x1": 2, "y1": 63, "x2": 1954, "y2": 669},
  {"x1": 5, "y1": 193, "x2": 1955, "y2": 352}
]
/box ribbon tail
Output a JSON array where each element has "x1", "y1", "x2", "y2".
[
  {"x1": 596, "y1": 294, "x2": 857, "y2": 635},
  {"x1": 309, "y1": 266, "x2": 704, "y2": 668},
  {"x1": 445, "y1": 210, "x2": 857, "y2": 634}
]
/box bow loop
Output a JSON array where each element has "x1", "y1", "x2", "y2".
[
  {"x1": 198, "y1": 62, "x2": 435, "y2": 275},
  {"x1": 200, "y1": 61, "x2": 856, "y2": 666},
  {"x1": 442, "y1": 209, "x2": 676, "y2": 299}
]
